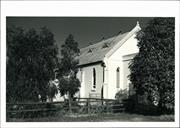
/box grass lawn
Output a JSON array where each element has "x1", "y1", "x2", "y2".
[{"x1": 7, "y1": 113, "x2": 174, "y2": 122}]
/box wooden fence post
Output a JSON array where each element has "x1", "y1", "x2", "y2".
[{"x1": 87, "y1": 98, "x2": 90, "y2": 114}]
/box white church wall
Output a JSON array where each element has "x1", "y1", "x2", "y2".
[
  {"x1": 77, "y1": 64, "x2": 103, "y2": 98},
  {"x1": 77, "y1": 34, "x2": 139, "y2": 99},
  {"x1": 110, "y1": 34, "x2": 139, "y2": 59},
  {"x1": 103, "y1": 62, "x2": 109, "y2": 99},
  {"x1": 76, "y1": 69, "x2": 85, "y2": 98},
  {"x1": 52, "y1": 90, "x2": 64, "y2": 101},
  {"x1": 106, "y1": 60, "x2": 122, "y2": 99},
  {"x1": 107, "y1": 34, "x2": 139, "y2": 98},
  {"x1": 122, "y1": 60, "x2": 131, "y2": 89}
]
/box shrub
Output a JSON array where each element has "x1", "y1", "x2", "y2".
[
  {"x1": 124, "y1": 94, "x2": 159, "y2": 115},
  {"x1": 115, "y1": 89, "x2": 128, "y2": 103},
  {"x1": 123, "y1": 94, "x2": 137, "y2": 113},
  {"x1": 129, "y1": 18, "x2": 175, "y2": 114},
  {"x1": 112, "y1": 89, "x2": 129, "y2": 113}
]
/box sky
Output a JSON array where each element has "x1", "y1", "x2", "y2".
[{"x1": 7, "y1": 17, "x2": 153, "y2": 50}]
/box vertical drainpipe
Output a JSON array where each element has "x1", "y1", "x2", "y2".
[{"x1": 101, "y1": 61, "x2": 106, "y2": 105}]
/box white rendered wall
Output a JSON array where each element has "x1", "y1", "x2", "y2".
[
  {"x1": 110, "y1": 34, "x2": 139, "y2": 59},
  {"x1": 77, "y1": 64, "x2": 103, "y2": 98},
  {"x1": 106, "y1": 60, "x2": 122, "y2": 99},
  {"x1": 107, "y1": 34, "x2": 139, "y2": 99},
  {"x1": 122, "y1": 60, "x2": 131, "y2": 89}
]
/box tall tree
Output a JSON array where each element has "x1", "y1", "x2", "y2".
[
  {"x1": 58, "y1": 34, "x2": 80, "y2": 99},
  {"x1": 7, "y1": 26, "x2": 59, "y2": 102},
  {"x1": 129, "y1": 18, "x2": 175, "y2": 113}
]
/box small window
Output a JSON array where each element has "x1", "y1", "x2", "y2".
[
  {"x1": 116, "y1": 67, "x2": 120, "y2": 88},
  {"x1": 92, "y1": 68, "x2": 96, "y2": 90},
  {"x1": 88, "y1": 48, "x2": 95, "y2": 53},
  {"x1": 102, "y1": 43, "x2": 110, "y2": 48},
  {"x1": 88, "y1": 48, "x2": 93, "y2": 53}
]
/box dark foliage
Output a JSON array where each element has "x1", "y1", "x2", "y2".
[
  {"x1": 58, "y1": 77, "x2": 80, "y2": 98},
  {"x1": 115, "y1": 89, "x2": 128, "y2": 103},
  {"x1": 7, "y1": 103, "x2": 57, "y2": 119},
  {"x1": 123, "y1": 94, "x2": 159, "y2": 115},
  {"x1": 7, "y1": 26, "x2": 59, "y2": 102},
  {"x1": 58, "y1": 34, "x2": 80, "y2": 99},
  {"x1": 129, "y1": 18, "x2": 175, "y2": 114}
]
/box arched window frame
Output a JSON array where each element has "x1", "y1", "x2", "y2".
[
  {"x1": 92, "y1": 68, "x2": 96, "y2": 90},
  {"x1": 116, "y1": 67, "x2": 120, "y2": 88}
]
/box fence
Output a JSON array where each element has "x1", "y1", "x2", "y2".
[{"x1": 6, "y1": 98, "x2": 125, "y2": 119}]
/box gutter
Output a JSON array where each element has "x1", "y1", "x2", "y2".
[{"x1": 77, "y1": 61, "x2": 103, "y2": 68}]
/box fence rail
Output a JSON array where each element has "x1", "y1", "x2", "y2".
[{"x1": 6, "y1": 98, "x2": 125, "y2": 118}]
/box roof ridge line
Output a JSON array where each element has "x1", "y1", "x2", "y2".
[
  {"x1": 104, "y1": 23, "x2": 141, "y2": 58},
  {"x1": 80, "y1": 31, "x2": 130, "y2": 50},
  {"x1": 80, "y1": 35, "x2": 117, "y2": 50}
]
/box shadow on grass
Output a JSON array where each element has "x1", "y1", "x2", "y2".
[{"x1": 7, "y1": 112, "x2": 174, "y2": 122}]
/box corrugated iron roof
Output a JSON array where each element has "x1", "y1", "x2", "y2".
[{"x1": 78, "y1": 32, "x2": 129, "y2": 66}]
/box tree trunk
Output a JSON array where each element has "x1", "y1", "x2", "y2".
[{"x1": 68, "y1": 92, "x2": 72, "y2": 113}]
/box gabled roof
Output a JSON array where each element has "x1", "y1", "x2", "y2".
[
  {"x1": 78, "y1": 32, "x2": 128, "y2": 66},
  {"x1": 78, "y1": 22, "x2": 141, "y2": 66}
]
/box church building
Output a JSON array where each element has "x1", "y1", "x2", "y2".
[{"x1": 76, "y1": 22, "x2": 141, "y2": 99}]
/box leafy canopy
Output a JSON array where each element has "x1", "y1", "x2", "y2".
[
  {"x1": 129, "y1": 18, "x2": 175, "y2": 111},
  {"x1": 58, "y1": 34, "x2": 80, "y2": 98},
  {"x1": 7, "y1": 26, "x2": 59, "y2": 102}
]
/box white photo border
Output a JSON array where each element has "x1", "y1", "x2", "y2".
[{"x1": 1, "y1": 1, "x2": 180, "y2": 127}]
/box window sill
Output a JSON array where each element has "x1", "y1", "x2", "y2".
[{"x1": 91, "y1": 89, "x2": 96, "y2": 92}]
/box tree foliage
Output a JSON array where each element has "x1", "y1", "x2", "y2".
[
  {"x1": 58, "y1": 34, "x2": 80, "y2": 99},
  {"x1": 129, "y1": 18, "x2": 175, "y2": 112},
  {"x1": 7, "y1": 26, "x2": 59, "y2": 102},
  {"x1": 47, "y1": 79, "x2": 59, "y2": 102}
]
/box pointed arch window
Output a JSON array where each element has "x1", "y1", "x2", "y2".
[
  {"x1": 92, "y1": 68, "x2": 96, "y2": 90},
  {"x1": 116, "y1": 67, "x2": 120, "y2": 88}
]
